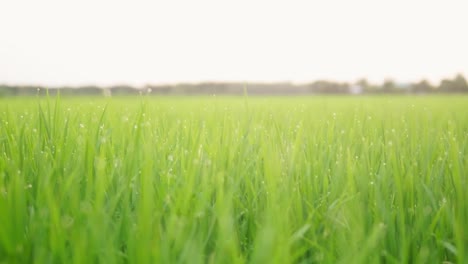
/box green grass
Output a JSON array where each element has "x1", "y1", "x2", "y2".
[{"x1": 0, "y1": 96, "x2": 467, "y2": 263}]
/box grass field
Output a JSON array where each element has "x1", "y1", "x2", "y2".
[{"x1": 0, "y1": 96, "x2": 467, "y2": 263}]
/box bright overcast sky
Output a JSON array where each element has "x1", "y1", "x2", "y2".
[{"x1": 0, "y1": 0, "x2": 467, "y2": 86}]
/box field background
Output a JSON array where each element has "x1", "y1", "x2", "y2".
[{"x1": 1, "y1": 96, "x2": 467, "y2": 263}]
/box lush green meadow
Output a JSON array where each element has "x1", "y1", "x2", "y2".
[{"x1": 0, "y1": 96, "x2": 467, "y2": 263}]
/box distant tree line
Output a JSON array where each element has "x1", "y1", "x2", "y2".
[{"x1": 1, "y1": 74, "x2": 467, "y2": 97}]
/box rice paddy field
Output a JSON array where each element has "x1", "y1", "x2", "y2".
[{"x1": 0, "y1": 96, "x2": 467, "y2": 263}]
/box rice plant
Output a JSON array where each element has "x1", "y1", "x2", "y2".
[{"x1": 0, "y1": 96, "x2": 467, "y2": 263}]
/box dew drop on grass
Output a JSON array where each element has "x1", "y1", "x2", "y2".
[{"x1": 440, "y1": 198, "x2": 447, "y2": 206}]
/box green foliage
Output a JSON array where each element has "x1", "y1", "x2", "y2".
[
  {"x1": 1, "y1": 74, "x2": 468, "y2": 96},
  {"x1": 0, "y1": 96, "x2": 467, "y2": 263},
  {"x1": 439, "y1": 74, "x2": 468, "y2": 93}
]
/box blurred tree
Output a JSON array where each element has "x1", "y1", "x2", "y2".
[
  {"x1": 453, "y1": 74, "x2": 468, "y2": 92},
  {"x1": 356, "y1": 78, "x2": 369, "y2": 89},
  {"x1": 439, "y1": 74, "x2": 468, "y2": 93},
  {"x1": 382, "y1": 79, "x2": 397, "y2": 93},
  {"x1": 412, "y1": 80, "x2": 433, "y2": 93},
  {"x1": 439, "y1": 79, "x2": 452, "y2": 92},
  {"x1": 356, "y1": 78, "x2": 378, "y2": 93},
  {"x1": 0, "y1": 85, "x2": 15, "y2": 97}
]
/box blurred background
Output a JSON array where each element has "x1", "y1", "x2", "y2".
[{"x1": 1, "y1": 0, "x2": 467, "y2": 96}]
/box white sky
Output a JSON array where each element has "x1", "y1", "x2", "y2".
[{"x1": 1, "y1": 0, "x2": 467, "y2": 86}]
